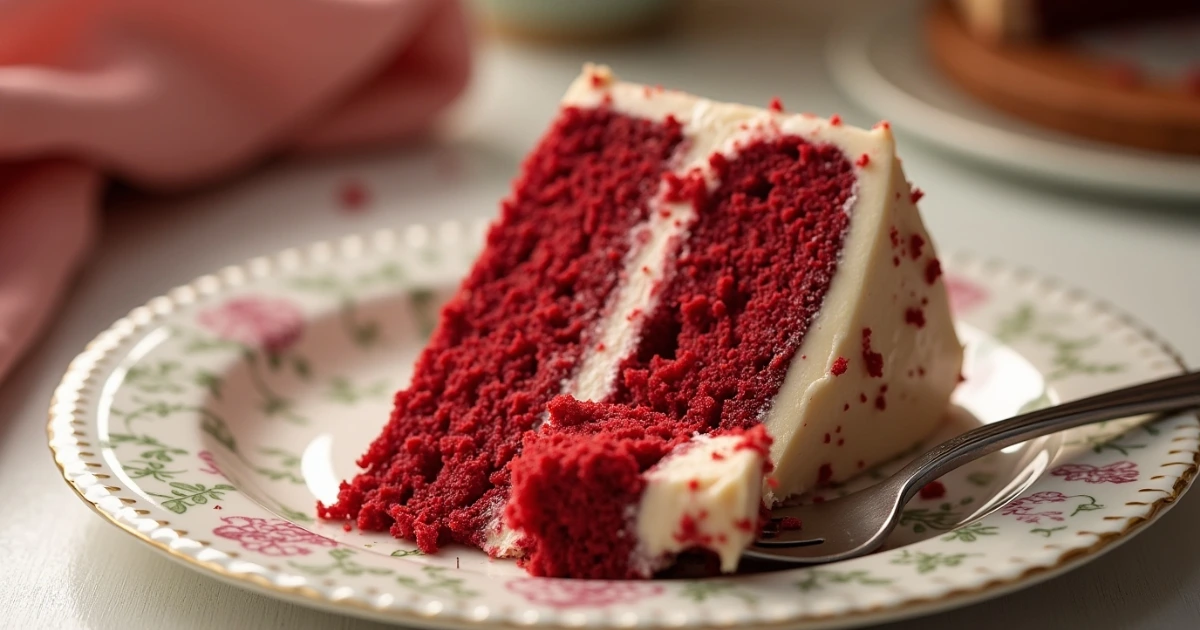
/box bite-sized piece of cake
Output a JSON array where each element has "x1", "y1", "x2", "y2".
[
  {"x1": 505, "y1": 398, "x2": 772, "y2": 579},
  {"x1": 320, "y1": 65, "x2": 963, "y2": 578}
]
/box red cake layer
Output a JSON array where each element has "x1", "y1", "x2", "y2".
[
  {"x1": 613, "y1": 135, "x2": 855, "y2": 433},
  {"x1": 505, "y1": 397, "x2": 681, "y2": 579},
  {"x1": 318, "y1": 107, "x2": 685, "y2": 551},
  {"x1": 503, "y1": 135, "x2": 856, "y2": 577}
]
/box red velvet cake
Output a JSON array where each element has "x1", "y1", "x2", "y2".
[{"x1": 320, "y1": 66, "x2": 963, "y2": 578}]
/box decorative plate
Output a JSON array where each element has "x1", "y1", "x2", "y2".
[
  {"x1": 825, "y1": 4, "x2": 1200, "y2": 202},
  {"x1": 49, "y1": 222, "x2": 1197, "y2": 629}
]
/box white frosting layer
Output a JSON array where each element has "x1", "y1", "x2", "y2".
[
  {"x1": 634, "y1": 433, "x2": 768, "y2": 574},
  {"x1": 566, "y1": 192, "x2": 693, "y2": 403},
  {"x1": 492, "y1": 65, "x2": 962, "y2": 571}
]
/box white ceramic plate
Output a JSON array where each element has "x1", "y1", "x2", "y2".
[
  {"x1": 49, "y1": 222, "x2": 1197, "y2": 629},
  {"x1": 825, "y1": 5, "x2": 1200, "y2": 202}
]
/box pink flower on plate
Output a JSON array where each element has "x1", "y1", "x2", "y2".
[
  {"x1": 197, "y1": 450, "x2": 224, "y2": 476},
  {"x1": 212, "y1": 516, "x2": 335, "y2": 557},
  {"x1": 1000, "y1": 491, "x2": 1068, "y2": 524},
  {"x1": 943, "y1": 275, "x2": 988, "y2": 315},
  {"x1": 1051, "y1": 461, "x2": 1139, "y2": 484},
  {"x1": 1003, "y1": 489, "x2": 1070, "y2": 523},
  {"x1": 198, "y1": 297, "x2": 305, "y2": 354},
  {"x1": 1015, "y1": 491, "x2": 1068, "y2": 505},
  {"x1": 506, "y1": 578, "x2": 664, "y2": 609},
  {"x1": 1009, "y1": 511, "x2": 1065, "y2": 524}
]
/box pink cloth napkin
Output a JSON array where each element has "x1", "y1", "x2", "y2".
[{"x1": 0, "y1": 0, "x2": 471, "y2": 381}]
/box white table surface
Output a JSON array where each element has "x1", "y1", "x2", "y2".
[{"x1": 5, "y1": 2, "x2": 1200, "y2": 628}]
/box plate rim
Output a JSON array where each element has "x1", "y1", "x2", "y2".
[
  {"x1": 824, "y1": 5, "x2": 1200, "y2": 202},
  {"x1": 47, "y1": 222, "x2": 1198, "y2": 630}
]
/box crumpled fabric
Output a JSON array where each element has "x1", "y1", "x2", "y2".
[{"x1": 0, "y1": 0, "x2": 472, "y2": 381}]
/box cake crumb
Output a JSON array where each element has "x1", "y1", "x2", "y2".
[
  {"x1": 831, "y1": 357, "x2": 849, "y2": 375},
  {"x1": 910, "y1": 188, "x2": 925, "y2": 204},
  {"x1": 919, "y1": 480, "x2": 946, "y2": 500},
  {"x1": 924, "y1": 258, "x2": 943, "y2": 285},
  {"x1": 861, "y1": 328, "x2": 884, "y2": 377},
  {"x1": 768, "y1": 97, "x2": 784, "y2": 112},
  {"x1": 337, "y1": 178, "x2": 370, "y2": 212},
  {"x1": 829, "y1": 114, "x2": 843, "y2": 126},
  {"x1": 817, "y1": 463, "x2": 834, "y2": 484},
  {"x1": 909, "y1": 234, "x2": 925, "y2": 260},
  {"x1": 904, "y1": 307, "x2": 926, "y2": 328}
]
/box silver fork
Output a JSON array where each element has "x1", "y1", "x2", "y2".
[{"x1": 744, "y1": 371, "x2": 1200, "y2": 565}]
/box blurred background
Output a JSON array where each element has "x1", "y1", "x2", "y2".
[
  {"x1": 2, "y1": 1, "x2": 1199, "y2": 629},
  {"x1": 79, "y1": 0, "x2": 1198, "y2": 360}
]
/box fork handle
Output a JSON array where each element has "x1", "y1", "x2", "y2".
[{"x1": 893, "y1": 371, "x2": 1200, "y2": 506}]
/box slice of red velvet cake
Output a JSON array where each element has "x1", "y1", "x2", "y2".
[{"x1": 320, "y1": 65, "x2": 963, "y2": 579}]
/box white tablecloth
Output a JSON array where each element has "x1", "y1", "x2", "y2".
[{"x1": 5, "y1": 2, "x2": 1199, "y2": 628}]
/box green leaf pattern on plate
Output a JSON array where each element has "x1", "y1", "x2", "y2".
[
  {"x1": 148, "y1": 482, "x2": 237, "y2": 514},
  {"x1": 679, "y1": 581, "x2": 758, "y2": 604},
  {"x1": 396, "y1": 566, "x2": 478, "y2": 599},
  {"x1": 795, "y1": 570, "x2": 891, "y2": 591},
  {"x1": 891, "y1": 550, "x2": 977, "y2": 574},
  {"x1": 941, "y1": 522, "x2": 999, "y2": 543},
  {"x1": 994, "y1": 302, "x2": 1127, "y2": 381},
  {"x1": 290, "y1": 549, "x2": 394, "y2": 577},
  {"x1": 65, "y1": 241, "x2": 1194, "y2": 626},
  {"x1": 253, "y1": 447, "x2": 304, "y2": 484}
]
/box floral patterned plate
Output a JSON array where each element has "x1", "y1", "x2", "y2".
[{"x1": 49, "y1": 222, "x2": 1197, "y2": 629}]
